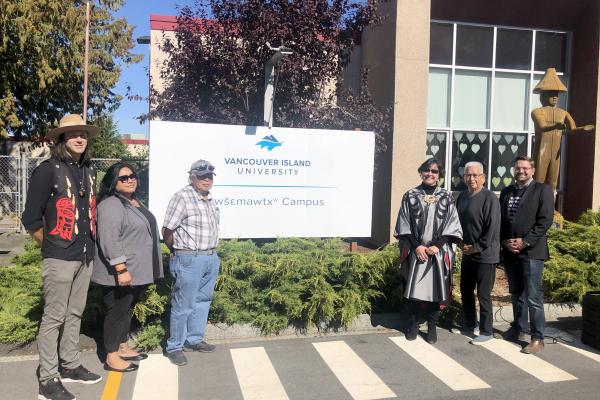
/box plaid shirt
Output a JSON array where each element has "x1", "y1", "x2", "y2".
[{"x1": 163, "y1": 185, "x2": 220, "y2": 251}]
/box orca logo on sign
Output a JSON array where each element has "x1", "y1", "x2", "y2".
[{"x1": 256, "y1": 135, "x2": 283, "y2": 151}]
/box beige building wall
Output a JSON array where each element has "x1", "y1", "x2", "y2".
[
  {"x1": 362, "y1": 0, "x2": 430, "y2": 244},
  {"x1": 149, "y1": 29, "x2": 177, "y2": 104},
  {"x1": 592, "y1": 5, "x2": 600, "y2": 212}
]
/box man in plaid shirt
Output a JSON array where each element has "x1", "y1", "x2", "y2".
[{"x1": 162, "y1": 159, "x2": 220, "y2": 366}]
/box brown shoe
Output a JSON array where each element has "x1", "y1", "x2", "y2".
[{"x1": 521, "y1": 338, "x2": 545, "y2": 354}]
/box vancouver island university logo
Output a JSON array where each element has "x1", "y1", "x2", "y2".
[{"x1": 256, "y1": 135, "x2": 283, "y2": 151}]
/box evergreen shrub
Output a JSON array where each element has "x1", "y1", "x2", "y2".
[
  {"x1": 545, "y1": 210, "x2": 600, "y2": 303},
  {"x1": 5, "y1": 212, "x2": 597, "y2": 348}
]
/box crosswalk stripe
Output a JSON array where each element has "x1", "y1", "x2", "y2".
[
  {"x1": 313, "y1": 340, "x2": 396, "y2": 400},
  {"x1": 479, "y1": 339, "x2": 578, "y2": 382},
  {"x1": 230, "y1": 346, "x2": 290, "y2": 400},
  {"x1": 558, "y1": 341, "x2": 600, "y2": 363},
  {"x1": 389, "y1": 336, "x2": 490, "y2": 391},
  {"x1": 131, "y1": 354, "x2": 179, "y2": 400}
]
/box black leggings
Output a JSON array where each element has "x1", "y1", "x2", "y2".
[
  {"x1": 101, "y1": 285, "x2": 145, "y2": 353},
  {"x1": 407, "y1": 299, "x2": 440, "y2": 323}
]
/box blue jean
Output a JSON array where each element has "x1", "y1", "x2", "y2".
[
  {"x1": 166, "y1": 252, "x2": 220, "y2": 353},
  {"x1": 504, "y1": 255, "x2": 545, "y2": 339}
]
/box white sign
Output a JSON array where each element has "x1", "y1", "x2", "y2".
[{"x1": 149, "y1": 121, "x2": 375, "y2": 238}]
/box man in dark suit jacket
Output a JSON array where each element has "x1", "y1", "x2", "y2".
[{"x1": 500, "y1": 155, "x2": 554, "y2": 354}]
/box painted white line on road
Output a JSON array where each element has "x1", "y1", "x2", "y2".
[
  {"x1": 131, "y1": 354, "x2": 178, "y2": 400},
  {"x1": 390, "y1": 336, "x2": 490, "y2": 391},
  {"x1": 479, "y1": 339, "x2": 578, "y2": 382},
  {"x1": 559, "y1": 341, "x2": 600, "y2": 363},
  {"x1": 230, "y1": 346, "x2": 290, "y2": 400},
  {"x1": 313, "y1": 340, "x2": 396, "y2": 400},
  {"x1": 0, "y1": 355, "x2": 38, "y2": 363}
]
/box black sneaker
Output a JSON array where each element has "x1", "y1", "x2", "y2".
[
  {"x1": 165, "y1": 350, "x2": 188, "y2": 366},
  {"x1": 184, "y1": 341, "x2": 216, "y2": 353},
  {"x1": 38, "y1": 377, "x2": 76, "y2": 400},
  {"x1": 59, "y1": 365, "x2": 102, "y2": 384}
]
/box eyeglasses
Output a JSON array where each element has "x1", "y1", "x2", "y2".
[
  {"x1": 192, "y1": 174, "x2": 213, "y2": 180},
  {"x1": 422, "y1": 169, "x2": 439, "y2": 174},
  {"x1": 191, "y1": 164, "x2": 215, "y2": 173},
  {"x1": 464, "y1": 173, "x2": 483, "y2": 178},
  {"x1": 118, "y1": 173, "x2": 137, "y2": 183}
]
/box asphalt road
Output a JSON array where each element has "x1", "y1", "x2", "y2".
[{"x1": 2, "y1": 324, "x2": 600, "y2": 400}]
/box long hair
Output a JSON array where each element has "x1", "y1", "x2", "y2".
[
  {"x1": 50, "y1": 133, "x2": 92, "y2": 164},
  {"x1": 97, "y1": 161, "x2": 138, "y2": 203}
]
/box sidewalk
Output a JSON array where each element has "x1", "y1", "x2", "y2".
[
  {"x1": 0, "y1": 303, "x2": 583, "y2": 360},
  {"x1": 204, "y1": 303, "x2": 582, "y2": 343},
  {"x1": 0, "y1": 232, "x2": 28, "y2": 266}
]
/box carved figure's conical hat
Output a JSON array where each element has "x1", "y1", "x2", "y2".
[{"x1": 533, "y1": 68, "x2": 567, "y2": 93}]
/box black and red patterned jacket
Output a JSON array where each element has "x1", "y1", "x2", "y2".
[{"x1": 22, "y1": 158, "x2": 96, "y2": 262}]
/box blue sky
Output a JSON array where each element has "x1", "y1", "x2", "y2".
[{"x1": 113, "y1": 0, "x2": 196, "y2": 136}]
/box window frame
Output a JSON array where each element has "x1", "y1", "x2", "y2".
[{"x1": 428, "y1": 20, "x2": 572, "y2": 191}]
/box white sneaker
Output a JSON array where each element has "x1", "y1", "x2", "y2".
[{"x1": 470, "y1": 334, "x2": 494, "y2": 345}]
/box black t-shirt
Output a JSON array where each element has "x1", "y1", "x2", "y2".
[{"x1": 22, "y1": 159, "x2": 95, "y2": 262}]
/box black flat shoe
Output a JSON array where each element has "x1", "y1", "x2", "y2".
[
  {"x1": 104, "y1": 363, "x2": 139, "y2": 373},
  {"x1": 120, "y1": 353, "x2": 148, "y2": 361}
]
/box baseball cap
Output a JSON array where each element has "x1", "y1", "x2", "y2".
[{"x1": 189, "y1": 159, "x2": 216, "y2": 177}]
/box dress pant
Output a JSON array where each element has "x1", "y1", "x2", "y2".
[
  {"x1": 503, "y1": 253, "x2": 546, "y2": 339},
  {"x1": 101, "y1": 285, "x2": 145, "y2": 353},
  {"x1": 460, "y1": 257, "x2": 496, "y2": 336},
  {"x1": 38, "y1": 258, "x2": 93, "y2": 382}
]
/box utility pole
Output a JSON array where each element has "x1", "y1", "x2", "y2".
[
  {"x1": 83, "y1": 1, "x2": 91, "y2": 123},
  {"x1": 263, "y1": 42, "x2": 292, "y2": 128}
]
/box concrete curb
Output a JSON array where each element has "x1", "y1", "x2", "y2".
[
  {"x1": 205, "y1": 303, "x2": 582, "y2": 343},
  {"x1": 0, "y1": 303, "x2": 582, "y2": 360}
]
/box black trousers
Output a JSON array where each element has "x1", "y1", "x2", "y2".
[
  {"x1": 101, "y1": 285, "x2": 145, "y2": 353},
  {"x1": 460, "y1": 257, "x2": 496, "y2": 336}
]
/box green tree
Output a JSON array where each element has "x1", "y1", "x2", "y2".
[
  {"x1": 0, "y1": 0, "x2": 142, "y2": 139},
  {"x1": 89, "y1": 114, "x2": 129, "y2": 158},
  {"x1": 149, "y1": 0, "x2": 390, "y2": 150}
]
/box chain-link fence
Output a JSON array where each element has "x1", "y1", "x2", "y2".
[
  {"x1": 0, "y1": 155, "x2": 21, "y2": 231},
  {"x1": 1, "y1": 155, "x2": 149, "y2": 232}
]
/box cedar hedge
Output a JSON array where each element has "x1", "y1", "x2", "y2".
[{"x1": 1, "y1": 211, "x2": 599, "y2": 348}]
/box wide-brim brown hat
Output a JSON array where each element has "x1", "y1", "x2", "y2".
[
  {"x1": 46, "y1": 114, "x2": 100, "y2": 142},
  {"x1": 533, "y1": 68, "x2": 568, "y2": 94}
]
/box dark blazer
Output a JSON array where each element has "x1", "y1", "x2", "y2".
[{"x1": 499, "y1": 180, "x2": 554, "y2": 260}]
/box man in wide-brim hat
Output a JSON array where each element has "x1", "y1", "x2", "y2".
[
  {"x1": 22, "y1": 113, "x2": 102, "y2": 400},
  {"x1": 46, "y1": 113, "x2": 100, "y2": 142},
  {"x1": 531, "y1": 68, "x2": 593, "y2": 192}
]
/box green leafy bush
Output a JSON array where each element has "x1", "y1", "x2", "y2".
[
  {"x1": 6, "y1": 213, "x2": 598, "y2": 348},
  {"x1": 544, "y1": 210, "x2": 600, "y2": 303},
  {"x1": 210, "y1": 238, "x2": 401, "y2": 334},
  {"x1": 0, "y1": 262, "x2": 43, "y2": 343}
]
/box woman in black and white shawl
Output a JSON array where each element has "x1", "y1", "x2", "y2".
[{"x1": 394, "y1": 158, "x2": 462, "y2": 344}]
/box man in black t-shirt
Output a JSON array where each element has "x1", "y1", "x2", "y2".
[
  {"x1": 499, "y1": 155, "x2": 554, "y2": 355},
  {"x1": 22, "y1": 115, "x2": 102, "y2": 400}
]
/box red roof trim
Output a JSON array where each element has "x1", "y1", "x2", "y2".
[
  {"x1": 122, "y1": 139, "x2": 149, "y2": 145},
  {"x1": 150, "y1": 14, "x2": 178, "y2": 31}
]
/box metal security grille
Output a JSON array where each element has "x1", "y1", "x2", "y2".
[
  {"x1": 0, "y1": 156, "x2": 149, "y2": 232},
  {"x1": 0, "y1": 156, "x2": 20, "y2": 231}
]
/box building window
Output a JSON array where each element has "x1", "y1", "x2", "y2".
[
  {"x1": 426, "y1": 131, "x2": 449, "y2": 187},
  {"x1": 428, "y1": 22, "x2": 570, "y2": 191}
]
